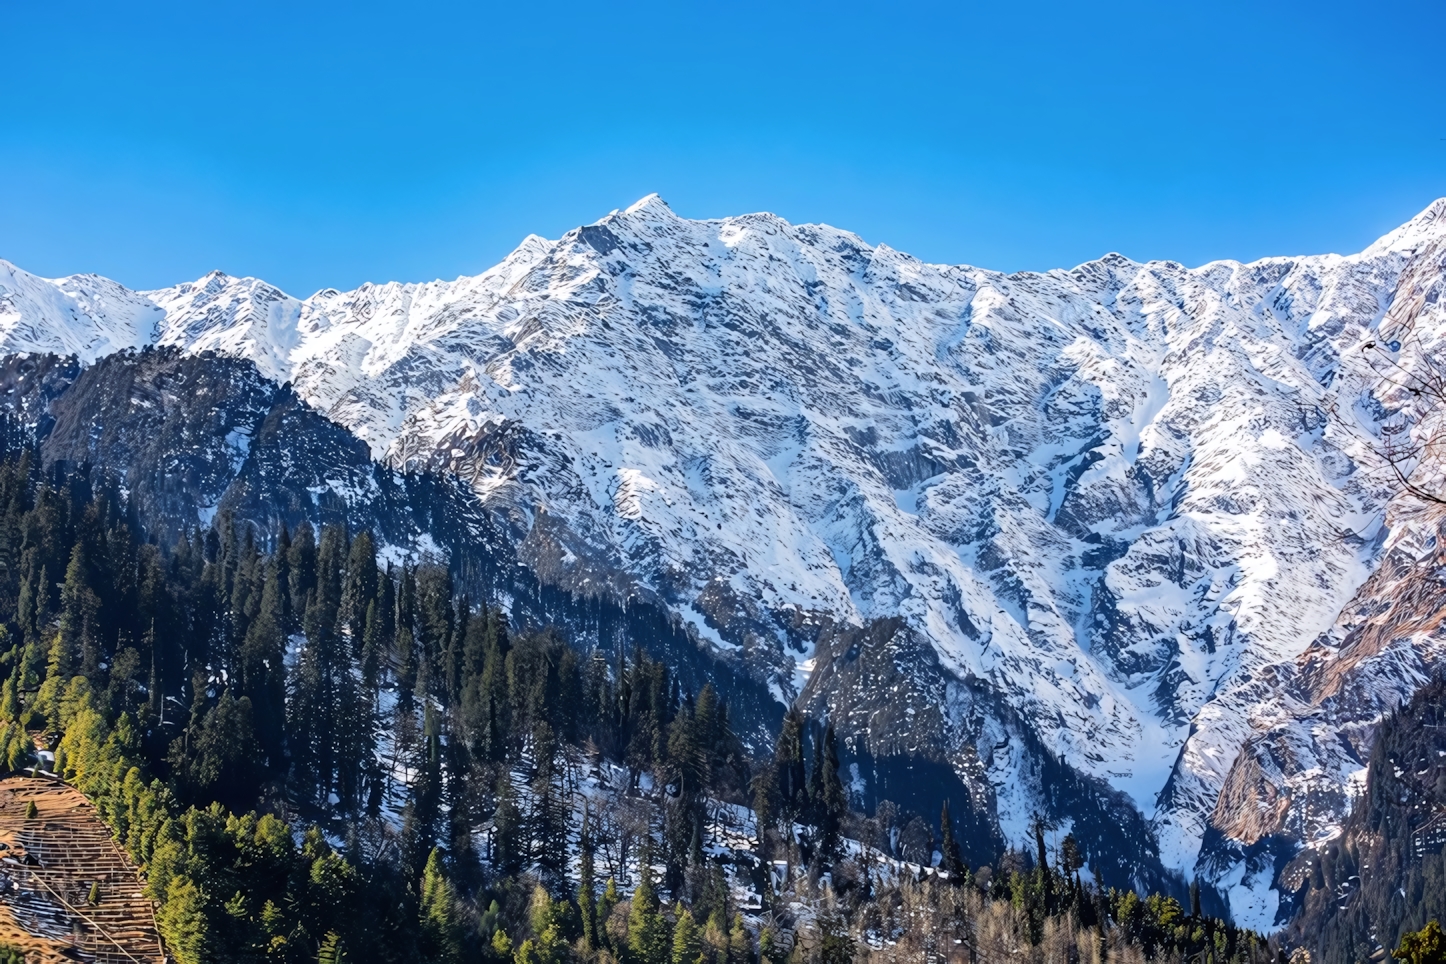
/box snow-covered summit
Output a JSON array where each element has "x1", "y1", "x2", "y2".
[
  {"x1": 1363, "y1": 196, "x2": 1446, "y2": 255},
  {"x1": 0, "y1": 258, "x2": 163, "y2": 360},
  {"x1": 5, "y1": 197, "x2": 1446, "y2": 927}
]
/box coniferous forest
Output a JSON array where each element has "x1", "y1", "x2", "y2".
[
  {"x1": 0, "y1": 451, "x2": 1274, "y2": 964},
  {"x1": 1284, "y1": 675, "x2": 1446, "y2": 964}
]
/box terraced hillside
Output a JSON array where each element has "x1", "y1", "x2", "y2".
[{"x1": 0, "y1": 776, "x2": 164, "y2": 964}]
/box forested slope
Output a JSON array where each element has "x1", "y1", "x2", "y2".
[
  {"x1": 0, "y1": 451, "x2": 1270, "y2": 963},
  {"x1": 1282, "y1": 676, "x2": 1446, "y2": 963}
]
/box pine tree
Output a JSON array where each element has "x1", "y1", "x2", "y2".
[
  {"x1": 287, "y1": 521, "x2": 316, "y2": 625},
  {"x1": 492, "y1": 774, "x2": 523, "y2": 876},
  {"x1": 663, "y1": 797, "x2": 695, "y2": 893},
  {"x1": 579, "y1": 806, "x2": 599, "y2": 950},
  {"x1": 57, "y1": 541, "x2": 98, "y2": 682},
  {"x1": 317, "y1": 931, "x2": 346, "y2": 964},
  {"x1": 395, "y1": 623, "x2": 417, "y2": 707},
  {"x1": 728, "y1": 913, "x2": 750, "y2": 964},
  {"x1": 667, "y1": 701, "x2": 706, "y2": 795},
  {"x1": 774, "y1": 708, "x2": 807, "y2": 823},
  {"x1": 360, "y1": 599, "x2": 383, "y2": 689},
  {"x1": 816, "y1": 724, "x2": 846, "y2": 861},
  {"x1": 376, "y1": 561, "x2": 396, "y2": 643},
  {"x1": 1031, "y1": 813, "x2": 1054, "y2": 919},
  {"x1": 627, "y1": 869, "x2": 670, "y2": 964},
  {"x1": 0, "y1": 675, "x2": 18, "y2": 722},
  {"x1": 672, "y1": 908, "x2": 702, "y2": 964},
  {"x1": 807, "y1": 724, "x2": 825, "y2": 826},
  {"x1": 529, "y1": 722, "x2": 567, "y2": 879},
  {"x1": 444, "y1": 737, "x2": 474, "y2": 876},
  {"x1": 940, "y1": 799, "x2": 966, "y2": 882},
  {"x1": 751, "y1": 766, "x2": 777, "y2": 855},
  {"x1": 156, "y1": 876, "x2": 211, "y2": 964},
  {"x1": 334, "y1": 657, "x2": 372, "y2": 815},
  {"x1": 240, "y1": 558, "x2": 287, "y2": 769},
  {"x1": 419, "y1": 848, "x2": 463, "y2": 964},
  {"x1": 16, "y1": 562, "x2": 41, "y2": 645},
  {"x1": 288, "y1": 633, "x2": 327, "y2": 806},
  {"x1": 414, "y1": 565, "x2": 453, "y2": 701},
  {"x1": 414, "y1": 705, "x2": 443, "y2": 849},
  {"x1": 341, "y1": 530, "x2": 378, "y2": 648},
  {"x1": 477, "y1": 619, "x2": 510, "y2": 760}
]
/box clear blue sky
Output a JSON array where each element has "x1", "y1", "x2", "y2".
[{"x1": 2, "y1": 0, "x2": 1443, "y2": 296}]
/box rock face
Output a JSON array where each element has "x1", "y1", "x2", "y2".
[
  {"x1": 1195, "y1": 500, "x2": 1446, "y2": 927},
  {"x1": 4, "y1": 196, "x2": 1446, "y2": 925}
]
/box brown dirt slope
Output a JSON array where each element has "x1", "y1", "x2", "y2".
[{"x1": 0, "y1": 776, "x2": 164, "y2": 964}]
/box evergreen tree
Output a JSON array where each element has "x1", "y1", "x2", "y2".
[
  {"x1": 672, "y1": 908, "x2": 702, "y2": 964},
  {"x1": 1031, "y1": 814, "x2": 1055, "y2": 918},
  {"x1": 579, "y1": 806, "x2": 599, "y2": 950},
  {"x1": 317, "y1": 931, "x2": 346, "y2": 964},
  {"x1": 420, "y1": 848, "x2": 463, "y2": 964},
  {"x1": 239, "y1": 557, "x2": 287, "y2": 769},
  {"x1": 341, "y1": 530, "x2": 378, "y2": 648},
  {"x1": 156, "y1": 877, "x2": 211, "y2": 964},
  {"x1": 750, "y1": 766, "x2": 777, "y2": 856},
  {"x1": 361, "y1": 599, "x2": 383, "y2": 689},
  {"x1": 816, "y1": 724, "x2": 846, "y2": 861},
  {"x1": 627, "y1": 868, "x2": 670, "y2": 964},
  {"x1": 1394, "y1": 921, "x2": 1446, "y2": 964},
  {"x1": 807, "y1": 723, "x2": 824, "y2": 826},
  {"x1": 939, "y1": 800, "x2": 966, "y2": 882},
  {"x1": 58, "y1": 540, "x2": 99, "y2": 682},
  {"x1": 287, "y1": 521, "x2": 317, "y2": 626},
  {"x1": 492, "y1": 774, "x2": 524, "y2": 877},
  {"x1": 773, "y1": 708, "x2": 807, "y2": 823},
  {"x1": 728, "y1": 914, "x2": 750, "y2": 964},
  {"x1": 530, "y1": 722, "x2": 567, "y2": 880},
  {"x1": 414, "y1": 705, "x2": 444, "y2": 849},
  {"x1": 667, "y1": 701, "x2": 706, "y2": 796}
]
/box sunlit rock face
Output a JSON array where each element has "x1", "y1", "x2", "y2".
[{"x1": 5, "y1": 196, "x2": 1446, "y2": 926}]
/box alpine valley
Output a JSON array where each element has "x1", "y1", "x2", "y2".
[{"x1": 5, "y1": 194, "x2": 1446, "y2": 936}]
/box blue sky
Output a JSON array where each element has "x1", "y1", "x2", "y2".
[{"x1": 2, "y1": 0, "x2": 1443, "y2": 296}]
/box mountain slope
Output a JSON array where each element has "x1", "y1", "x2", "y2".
[
  {"x1": 4, "y1": 196, "x2": 1446, "y2": 926},
  {"x1": 1281, "y1": 674, "x2": 1446, "y2": 962}
]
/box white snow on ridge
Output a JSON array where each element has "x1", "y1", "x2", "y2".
[
  {"x1": 5, "y1": 196, "x2": 1446, "y2": 923},
  {"x1": 0, "y1": 260, "x2": 162, "y2": 360}
]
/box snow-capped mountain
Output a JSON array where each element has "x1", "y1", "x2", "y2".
[{"x1": 4, "y1": 195, "x2": 1446, "y2": 928}]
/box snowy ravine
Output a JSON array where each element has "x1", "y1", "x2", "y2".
[{"x1": 5, "y1": 196, "x2": 1446, "y2": 929}]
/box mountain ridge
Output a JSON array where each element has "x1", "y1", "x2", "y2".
[{"x1": 5, "y1": 195, "x2": 1446, "y2": 929}]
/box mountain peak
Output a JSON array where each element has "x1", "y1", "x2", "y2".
[
  {"x1": 624, "y1": 193, "x2": 672, "y2": 216},
  {"x1": 1365, "y1": 197, "x2": 1446, "y2": 255}
]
